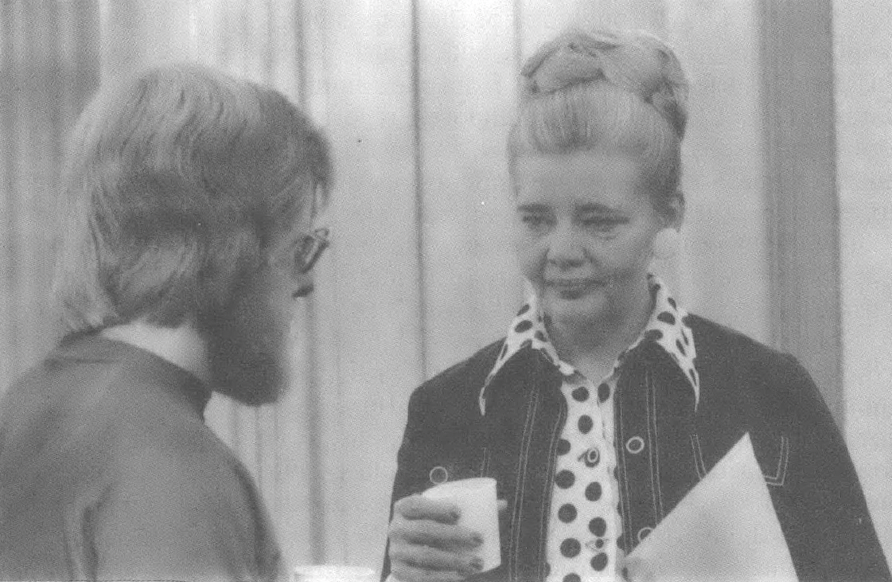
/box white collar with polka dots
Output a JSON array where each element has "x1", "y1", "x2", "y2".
[{"x1": 479, "y1": 275, "x2": 700, "y2": 415}]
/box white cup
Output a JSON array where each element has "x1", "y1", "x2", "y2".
[
  {"x1": 292, "y1": 565, "x2": 377, "y2": 582},
  {"x1": 422, "y1": 476, "x2": 501, "y2": 571}
]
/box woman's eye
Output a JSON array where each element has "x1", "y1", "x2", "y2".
[
  {"x1": 580, "y1": 216, "x2": 624, "y2": 230},
  {"x1": 521, "y1": 214, "x2": 550, "y2": 229}
]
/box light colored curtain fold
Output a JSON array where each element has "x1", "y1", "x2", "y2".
[{"x1": 0, "y1": 0, "x2": 100, "y2": 386}]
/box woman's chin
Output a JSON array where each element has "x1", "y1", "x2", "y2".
[{"x1": 543, "y1": 291, "x2": 610, "y2": 329}]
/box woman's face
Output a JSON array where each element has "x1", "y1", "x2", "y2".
[{"x1": 512, "y1": 151, "x2": 663, "y2": 334}]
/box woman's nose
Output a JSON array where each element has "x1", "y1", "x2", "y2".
[{"x1": 546, "y1": 223, "x2": 586, "y2": 266}]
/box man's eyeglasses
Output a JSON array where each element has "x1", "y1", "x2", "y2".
[{"x1": 295, "y1": 227, "x2": 330, "y2": 273}]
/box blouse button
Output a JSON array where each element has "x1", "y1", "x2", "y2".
[
  {"x1": 637, "y1": 527, "x2": 653, "y2": 542},
  {"x1": 626, "y1": 436, "x2": 645, "y2": 454},
  {"x1": 429, "y1": 466, "x2": 449, "y2": 485},
  {"x1": 579, "y1": 447, "x2": 600, "y2": 467}
]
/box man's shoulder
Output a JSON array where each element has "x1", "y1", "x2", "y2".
[
  {"x1": 0, "y1": 353, "x2": 251, "y2": 532},
  {"x1": 112, "y1": 430, "x2": 248, "y2": 497},
  {"x1": 0, "y1": 347, "x2": 227, "y2": 482},
  {"x1": 91, "y1": 396, "x2": 258, "y2": 525}
]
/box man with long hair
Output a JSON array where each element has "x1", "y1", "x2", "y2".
[{"x1": 0, "y1": 64, "x2": 331, "y2": 581}]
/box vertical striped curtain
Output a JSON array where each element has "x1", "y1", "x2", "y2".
[
  {"x1": 835, "y1": 0, "x2": 892, "y2": 554},
  {"x1": 3, "y1": 0, "x2": 862, "y2": 572},
  {"x1": 0, "y1": 1, "x2": 100, "y2": 388}
]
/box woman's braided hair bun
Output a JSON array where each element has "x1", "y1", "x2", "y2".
[{"x1": 521, "y1": 28, "x2": 688, "y2": 140}]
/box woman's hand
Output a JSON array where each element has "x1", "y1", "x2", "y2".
[{"x1": 388, "y1": 494, "x2": 485, "y2": 582}]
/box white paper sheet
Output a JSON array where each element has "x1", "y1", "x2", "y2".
[{"x1": 624, "y1": 433, "x2": 797, "y2": 582}]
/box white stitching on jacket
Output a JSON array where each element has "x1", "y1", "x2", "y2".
[
  {"x1": 510, "y1": 381, "x2": 539, "y2": 582},
  {"x1": 646, "y1": 369, "x2": 664, "y2": 519},
  {"x1": 764, "y1": 435, "x2": 789, "y2": 487},
  {"x1": 690, "y1": 433, "x2": 707, "y2": 479},
  {"x1": 537, "y1": 389, "x2": 566, "y2": 580}
]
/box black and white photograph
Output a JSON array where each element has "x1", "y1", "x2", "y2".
[{"x1": 1, "y1": 1, "x2": 890, "y2": 581}]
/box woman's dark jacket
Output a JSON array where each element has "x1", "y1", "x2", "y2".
[{"x1": 383, "y1": 314, "x2": 889, "y2": 582}]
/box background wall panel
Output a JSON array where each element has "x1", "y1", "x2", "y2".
[
  {"x1": 0, "y1": 0, "x2": 100, "y2": 390},
  {"x1": 317, "y1": 0, "x2": 422, "y2": 566},
  {"x1": 5, "y1": 3, "x2": 58, "y2": 385},
  {"x1": 0, "y1": 10, "x2": 11, "y2": 388},
  {"x1": 834, "y1": 0, "x2": 892, "y2": 555},
  {"x1": 417, "y1": 0, "x2": 521, "y2": 377},
  {"x1": 666, "y1": 0, "x2": 770, "y2": 343},
  {"x1": 760, "y1": 0, "x2": 841, "y2": 418},
  {"x1": 293, "y1": 0, "x2": 334, "y2": 565}
]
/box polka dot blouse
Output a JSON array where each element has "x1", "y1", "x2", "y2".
[{"x1": 481, "y1": 275, "x2": 699, "y2": 582}]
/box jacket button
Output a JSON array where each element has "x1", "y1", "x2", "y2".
[
  {"x1": 626, "y1": 436, "x2": 645, "y2": 454},
  {"x1": 429, "y1": 466, "x2": 449, "y2": 485},
  {"x1": 637, "y1": 527, "x2": 653, "y2": 542}
]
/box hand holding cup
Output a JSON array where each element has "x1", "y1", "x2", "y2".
[{"x1": 388, "y1": 478, "x2": 501, "y2": 582}]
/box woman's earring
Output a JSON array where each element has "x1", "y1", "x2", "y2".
[{"x1": 653, "y1": 228, "x2": 680, "y2": 260}]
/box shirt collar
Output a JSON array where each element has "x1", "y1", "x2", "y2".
[
  {"x1": 53, "y1": 332, "x2": 212, "y2": 418},
  {"x1": 479, "y1": 274, "x2": 699, "y2": 415}
]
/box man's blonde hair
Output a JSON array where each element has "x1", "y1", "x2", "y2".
[{"x1": 54, "y1": 63, "x2": 330, "y2": 333}]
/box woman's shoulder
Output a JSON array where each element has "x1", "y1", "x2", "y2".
[
  {"x1": 684, "y1": 313, "x2": 819, "y2": 410},
  {"x1": 685, "y1": 313, "x2": 801, "y2": 372},
  {"x1": 409, "y1": 339, "x2": 505, "y2": 407}
]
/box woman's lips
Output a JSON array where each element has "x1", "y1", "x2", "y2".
[{"x1": 546, "y1": 278, "x2": 605, "y2": 296}]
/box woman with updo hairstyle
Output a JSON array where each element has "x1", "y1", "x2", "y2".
[{"x1": 384, "y1": 29, "x2": 888, "y2": 582}]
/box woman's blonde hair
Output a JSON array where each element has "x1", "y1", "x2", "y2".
[
  {"x1": 508, "y1": 28, "x2": 688, "y2": 217},
  {"x1": 54, "y1": 63, "x2": 330, "y2": 333}
]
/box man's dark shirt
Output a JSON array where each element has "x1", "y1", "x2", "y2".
[{"x1": 0, "y1": 333, "x2": 281, "y2": 581}]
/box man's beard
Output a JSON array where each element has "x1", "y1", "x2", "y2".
[{"x1": 197, "y1": 280, "x2": 290, "y2": 406}]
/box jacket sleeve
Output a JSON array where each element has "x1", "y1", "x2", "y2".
[
  {"x1": 381, "y1": 342, "x2": 502, "y2": 581},
  {"x1": 381, "y1": 386, "x2": 436, "y2": 581},
  {"x1": 773, "y1": 354, "x2": 890, "y2": 582}
]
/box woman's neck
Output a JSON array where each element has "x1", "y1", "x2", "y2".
[
  {"x1": 548, "y1": 288, "x2": 654, "y2": 381},
  {"x1": 101, "y1": 320, "x2": 211, "y2": 383}
]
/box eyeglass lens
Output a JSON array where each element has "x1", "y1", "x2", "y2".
[{"x1": 297, "y1": 228, "x2": 329, "y2": 273}]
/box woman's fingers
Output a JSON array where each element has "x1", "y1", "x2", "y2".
[
  {"x1": 394, "y1": 494, "x2": 460, "y2": 523},
  {"x1": 390, "y1": 542, "x2": 483, "y2": 576},
  {"x1": 389, "y1": 561, "x2": 469, "y2": 582},
  {"x1": 389, "y1": 494, "x2": 485, "y2": 581},
  {"x1": 390, "y1": 515, "x2": 482, "y2": 550}
]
